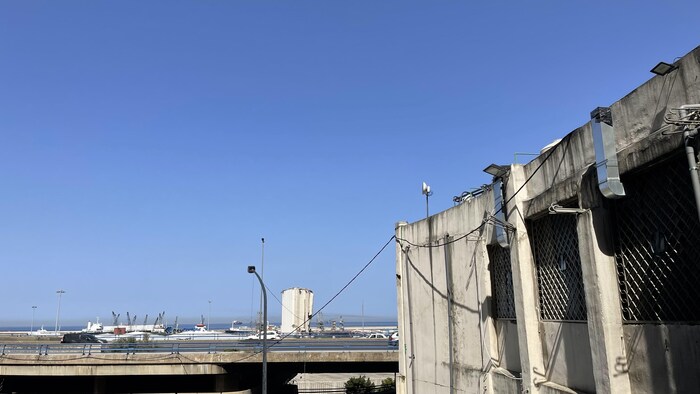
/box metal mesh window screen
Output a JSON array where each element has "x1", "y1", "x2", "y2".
[
  {"x1": 614, "y1": 153, "x2": 700, "y2": 323},
  {"x1": 529, "y1": 213, "x2": 587, "y2": 321},
  {"x1": 487, "y1": 245, "x2": 516, "y2": 320}
]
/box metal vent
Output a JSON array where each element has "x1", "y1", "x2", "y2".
[
  {"x1": 614, "y1": 153, "x2": 700, "y2": 322},
  {"x1": 529, "y1": 213, "x2": 587, "y2": 321},
  {"x1": 487, "y1": 245, "x2": 516, "y2": 320}
]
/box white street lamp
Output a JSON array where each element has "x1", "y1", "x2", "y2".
[
  {"x1": 55, "y1": 290, "x2": 65, "y2": 334},
  {"x1": 31, "y1": 306, "x2": 37, "y2": 334},
  {"x1": 208, "y1": 300, "x2": 212, "y2": 330}
]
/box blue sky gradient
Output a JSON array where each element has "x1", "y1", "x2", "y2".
[{"x1": 1, "y1": 1, "x2": 699, "y2": 327}]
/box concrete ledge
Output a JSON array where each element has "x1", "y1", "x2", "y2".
[
  {"x1": 537, "y1": 381, "x2": 582, "y2": 394},
  {"x1": 0, "y1": 351, "x2": 398, "y2": 376},
  {"x1": 0, "y1": 363, "x2": 226, "y2": 376}
]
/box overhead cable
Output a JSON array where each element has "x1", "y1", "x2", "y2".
[
  {"x1": 398, "y1": 132, "x2": 573, "y2": 249},
  {"x1": 228, "y1": 235, "x2": 397, "y2": 363}
]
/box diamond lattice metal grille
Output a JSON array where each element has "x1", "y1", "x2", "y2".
[
  {"x1": 487, "y1": 245, "x2": 516, "y2": 320},
  {"x1": 529, "y1": 213, "x2": 587, "y2": 321},
  {"x1": 614, "y1": 153, "x2": 700, "y2": 323}
]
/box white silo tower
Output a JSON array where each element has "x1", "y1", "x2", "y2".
[{"x1": 281, "y1": 288, "x2": 314, "y2": 334}]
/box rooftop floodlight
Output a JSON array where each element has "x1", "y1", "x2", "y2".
[
  {"x1": 483, "y1": 164, "x2": 509, "y2": 179},
  {"x1": 421, "y1": 182, "x2": 431, "y2": 196},
  {"x1": 650, "y1": 61, "x2": 678, "y2": 76}
]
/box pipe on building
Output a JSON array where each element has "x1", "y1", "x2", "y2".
[
  {"x1": 444, "y1": 235, "x2": 455, "y2": 394},
  {"x1": 493, "y1": 178, "x2": 510, "y2": 248},
  {"x1": 591, "y1": 107, "x2": 626, "y2": 199},
  {"x1": 680, "y1": 105, "x2": 700, "y2": 224}
]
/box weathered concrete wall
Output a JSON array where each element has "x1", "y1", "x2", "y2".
[
  {"x1": 395, "y1": 45, "x2": 700, "y2": 394},
  {"x1": 623, "y1": 325, "x2": 700, "y2": 394},
  {"x1": 538, "y1": 322, "x2": 594, "y2": 392},
  {"x1": 396, "y1": 190, "x2": 495, "y2": 394},
  {"x1": 491, "y1": 370, "x2": 522, "y2": 394},
  {"x1": 494, "y1": 320, "x2": 520, "y2": 373}
]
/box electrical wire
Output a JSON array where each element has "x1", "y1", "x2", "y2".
[
  {"x1": 281, "y1": 235, "x2": 396, "y2": 340},
  {"x1": 264, "y1": 283, "x2": 304, "y2": 322},
  {"x1": 395, "y1": 134, "x2": 573, "y2": 386},
  {"x1": 7, "y1": 135, "x2": 572, "y2": 370},
  {"x1": 224, "y1": 235, "x2": 397, "y2": 363},
  {"x1": 502, "y1": 133, "x2": 572, "y2": 211},
  {"x1": 397, "y1": 133, "x2": 572, "y2": 249},
  {"x1": 395, "y1": 223, "x2": 486, "y2": 249}
]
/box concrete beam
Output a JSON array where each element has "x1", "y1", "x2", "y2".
[
  {"x1": 0, "y1": 351, "x2": 397, "y2": 377},
  {"x1": 0, "y1": 363, "x2": 226, "y2": 376}
]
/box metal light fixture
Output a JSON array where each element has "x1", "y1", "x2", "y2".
[
  {"x1": 248, "y1": 265, "x2": 267, "y2": 394},
  {"x1": 650, "y1": 61, "x2": 678, "y2": 76},
  {"x1": 483, "y1": 164, "x2": 510, "y2": 179}
]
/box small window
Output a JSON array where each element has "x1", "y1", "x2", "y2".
[
  {"x1": 487, "y1": 244, "x2": 516, "y2": 320},
  {"x1": 529, "y1": 211, "x2": 587, "y2": 321}
]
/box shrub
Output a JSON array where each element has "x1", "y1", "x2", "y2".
[
  {"x1": 113, "y1": 337, "x2": 137, "y2": 344},
  {"x1": 377, "y1": 377, "x2": 396, "y2": 393},
  {"x1": 344, "y1": 375, "x2": 375, "y2": 394}
]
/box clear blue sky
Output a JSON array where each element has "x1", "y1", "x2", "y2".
[{"x1": 1, "y1": 1, "x2": 699, "y2": 327}]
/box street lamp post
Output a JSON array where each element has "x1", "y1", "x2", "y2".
[
  {"x1": 248, "y1": 265, "x2": 267, "y2": 394},
  {"x1": 55, "y1": 290, "x2": 65, "y2": 334},
  {"x1": 258, "y1": 238, "x2": 265, "y2": 331},
  {"x1": 208, "y1": 300, "x2": 212, "y2": 330},
  {"x1": 422, "y1": 182, "x2": 432, "y2": 219},
  {"x1": 31, "y1": 306, "x2": 37, "y2": 334}
]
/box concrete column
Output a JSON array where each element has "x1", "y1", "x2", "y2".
[
  {"x1": 215, "y1": 373, "x2": 234, "y2": 392},
  {"x1": 505, "y1": 165, "x2": 546, "y2": 393},
  {"x1": 577, "y1": 171, "x2": 632, "y2": 393},
  {"x1": 93, "y1": 376, "x2": 106, "y2": 394},
  {"x1": 395, "y1": 221, "x2": 410, "y2": 394}
]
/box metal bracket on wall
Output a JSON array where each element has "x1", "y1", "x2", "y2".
[{"x1": 548, "y1": 203, "x2": 588, "y2": 215}]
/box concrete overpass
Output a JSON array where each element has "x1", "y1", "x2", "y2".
[{"x1": 0, "y1": 351, "x2": 398, "y2": 393}]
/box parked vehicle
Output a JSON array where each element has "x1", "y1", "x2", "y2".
[
  {"x1": 389, "y1": 332, "x2": 399, "y2": 346},
  {"x1": 245, "y1": 330, "x2": 281, "y2": 340},
  {"x1": 61, "y1": 333, "x2": 107, "y2": 344},
  {"x1": 311, "y1": 331, "x2": 353, "y2": 339}
]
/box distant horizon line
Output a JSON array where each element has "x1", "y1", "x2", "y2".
[{"x1": 0, "y1": 313, "x2": 398, "y2": 327}]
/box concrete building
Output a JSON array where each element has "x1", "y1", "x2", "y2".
[
  {"x1": 281, "y1": 287, "x2": 314, "y2": 334},
  {"x1": 395, "y1": 45, "x2": 700, "y2": 394}
]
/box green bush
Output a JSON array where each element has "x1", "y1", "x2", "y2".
[
  {"x1": 377, "y1": 377, "x2": 396, "y2": 393},
  {"x1": 112, "y1": 337, "x2": 137, "y2": 344},
  {"x1": 344, "y1": 375, "x2": 375, "y2": 394}
]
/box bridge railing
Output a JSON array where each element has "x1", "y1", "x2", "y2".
[{"x1": 0, "y1": 339, "x2": 398, "y2": 356}]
